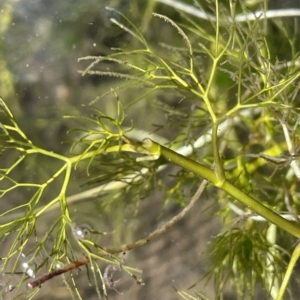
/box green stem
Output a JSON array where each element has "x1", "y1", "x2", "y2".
[
  {"x1": 212, "y1": 123, "x2": 225, "y2": 183},
  {"x1": 276, "y1": 243, "x2": 300, "y2": 300},
  {"x1": 142, "y1": 138, "x2": 300, "y2": 238}
]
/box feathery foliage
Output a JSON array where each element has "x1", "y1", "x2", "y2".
[{"x1": 1, "y1": 0, "x2": 300, "y2": 299}]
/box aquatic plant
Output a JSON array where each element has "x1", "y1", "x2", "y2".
[{"x1": 1, "y1": 0, "x2": 300, "y2": 299}]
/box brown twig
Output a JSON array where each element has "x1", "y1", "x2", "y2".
[{"x1": 28, "y1": 179, "x2": 208, "y2": 289}]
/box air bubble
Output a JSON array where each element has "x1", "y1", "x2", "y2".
[
  {"x1": 20, "y1": 253, "x2": 36, "y2": 279},
  {"x1": 52, "y1": 260, "x2": 64, "y2": 270},
  {"x1": 0, "y1": 280, "x2": 14, "y2": 299},
  {"x1": 72, "y1": 223, "x2": 92, "y2": 240}
]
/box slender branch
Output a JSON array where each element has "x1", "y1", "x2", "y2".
[
  {"x1": 279, "y1": 119, "x2": 300, "y2": 180},
  {"x1": 1, "y1": 108, "x2": 258, "y2": 223},
  {"x1": 276, "y1": 243, "x2": 300, "y2": 300},
  {"x1": 28, "y1": 180, "x2": 208, "y2": 288}
]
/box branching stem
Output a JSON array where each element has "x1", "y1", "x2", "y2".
[
  {"x1": 28, "y1": 180, "x2": 208, "y2": 288},
  {"x1": 142, "y1": 138, "x2": 300, "y2": 238}
]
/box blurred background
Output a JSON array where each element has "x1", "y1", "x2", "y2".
[{"x1": 1, "y1": 0, "x2": 300, "y2": 299}]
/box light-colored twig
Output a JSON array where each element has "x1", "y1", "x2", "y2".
[
  {"x1": 155, "y1": 0, "x2": 300, "y2": 22},
  {"x1": 279, "y1": 119, "x2": 300, "y2": 180},
  {"x1": 228, "y1": 202, "x2": 300, "y2": 222}
]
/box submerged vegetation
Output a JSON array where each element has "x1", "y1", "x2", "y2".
[{"x1": 1, "y1": 0, "x2": 300, "y2": 299}]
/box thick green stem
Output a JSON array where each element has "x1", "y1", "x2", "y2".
[{"x1": 142, "y1": 138, "x2": 300, "y2": 238}]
